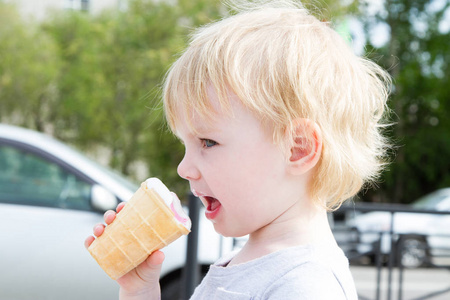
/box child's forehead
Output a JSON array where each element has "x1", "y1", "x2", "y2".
[
  {"x1": 178, "y1": 83, "x2": 235, "y2": 116},
  {"x1": 170, "y1": 86, "x2": 233, "y2": 134},
  {"x1": 171, "y1": 84, "x2": 272, "y2": 141}
]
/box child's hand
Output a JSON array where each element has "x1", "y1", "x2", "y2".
[
  {"x1": 84, "y1": 202, "x2": 164, "y2": 300},
  {"x1": 84, "y1": 202, "x2": 127, "y2": 248}
]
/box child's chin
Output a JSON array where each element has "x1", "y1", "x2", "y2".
[{"x1": 214, "y1": 225, "x2": 247, "y2": 239}]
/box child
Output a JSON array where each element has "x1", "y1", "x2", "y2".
[{"x1": 86, "y1": 0, "x2": 391, "y2": 299}]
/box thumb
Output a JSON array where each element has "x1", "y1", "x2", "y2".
[
  {"x1": 117, "y1": 251, "x2": 165, "y2": 298},
  {"x1": 136, "y1": 250, "x2": 165, "y2": 283}
]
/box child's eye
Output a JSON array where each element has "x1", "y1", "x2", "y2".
[{"x1": 201, "y1": 139, "x2": 218, "y2": 148}]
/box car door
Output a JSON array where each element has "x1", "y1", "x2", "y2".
[{"x1": 0, "y1": 140, "x2": 119, "y2": 300}]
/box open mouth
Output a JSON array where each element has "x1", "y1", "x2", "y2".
[
  {"x1": 191, "y1": 189, "x2": 222, "y2": 220},
  {"x1": 205, "y1": 196, "x2": 220, "y2": 210},
  {"x1": 203, "y1": 196, "x2": 221, "y2": 220}
]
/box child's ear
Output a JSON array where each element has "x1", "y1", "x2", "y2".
[{"x1": 285, "y1": 118, "x2": 322, "y2": 175}]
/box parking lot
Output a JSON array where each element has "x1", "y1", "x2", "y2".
[
  {"x1": 351, "y1": 265, "x2": 450, "y2": 300},
  {"x1": 332, "y1": 199, "x2": 450, "y2": 300}
]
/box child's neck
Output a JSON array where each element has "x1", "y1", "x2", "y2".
[{"x1": 228, "y1": 206, "x2": 336, "y2": 266}]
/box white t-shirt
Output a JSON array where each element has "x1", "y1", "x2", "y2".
[{"x1": 190, "y1": 243, "x2": 358, "y2": 299}]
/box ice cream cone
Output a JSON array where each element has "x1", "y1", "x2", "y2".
[{"x1": 88, "y1": 180, "x2": 190, "y2": 280}]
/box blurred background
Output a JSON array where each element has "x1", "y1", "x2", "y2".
[
  {"x1": 0, "y1": 0, "x2": 449, "y2": 299},
  {"x1": 1, "y1": 0, "x2": 448, "y2": 204}
]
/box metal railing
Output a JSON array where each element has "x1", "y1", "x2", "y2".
[{"x1": 335, "y1": 203, "x2": 450, "y2": 300}]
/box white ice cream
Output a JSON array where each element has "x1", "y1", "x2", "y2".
[{"x1": 145, "y1": 178, "x2": 192, "y2": 230}]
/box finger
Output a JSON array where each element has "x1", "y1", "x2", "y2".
[
  {"x1": 104, "y1": 210, "x2": 116, "y2": 225},
  {"x1": 93, "y1": 223, "x2": 105, "y2": 237},
  {"x1": 84, "y1": 236, "x2": 95, "y2": 249},
  {"x1": 116, "y1": 202, "x2": 126, "y2": 213},
  {"x1": 147, "y1": 250, "x2": 165, "y2": 265},
  {"x1": 136, "y1": 251, "x2": 165, "y2": 283}
]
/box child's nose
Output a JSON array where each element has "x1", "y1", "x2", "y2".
[{"x1": 177, "y1": 152, "x2": 201, "y2": 181}]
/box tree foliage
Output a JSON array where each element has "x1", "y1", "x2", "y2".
[
  {"x1": 358, "y1": 0, "x2": 450, "y2": 203},
  {"x1": 0, "y1": 2, "x2": 61, "y2": 131}
]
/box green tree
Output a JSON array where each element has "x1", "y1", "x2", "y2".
[
  {"x1": 42, "y1": 3, "x2": 181, "y2": 174},
  {"x1": 41, "y1": 0, "x2": 224, "y2": 196},
  {"x1": 358, "y1": 0, "x2": 450, "y2": 203},
  {"x1": 0, "y1": 2, "x2": 60, "y2": 131}
]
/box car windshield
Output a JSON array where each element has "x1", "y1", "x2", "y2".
[
  {"x1": 45, "y1": 135, "x2": 140, "y2": 192},
  {"x1": 70, "y1": 148, "x2": 139, "y2": 192},
  {"x1": 93, "y1": 159, "x2": 139, "y2": 191},
  {"x1": 1, "y1": 125, "x2": 140, "y2": 196},
  {"x1": 412, "y1": 192, "x2": 450, "y2": 210}
]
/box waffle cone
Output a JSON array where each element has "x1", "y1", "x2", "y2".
[{"x1": 88, "y1": 182, "x2": 190, "y2": 280}]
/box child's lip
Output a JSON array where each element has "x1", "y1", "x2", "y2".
[
  {"x1": 191, "y1": 189, "x2": 200, "y2": 197},
  {"x1": 191, "y1": 189, "x2": 209, "y2": 207}
]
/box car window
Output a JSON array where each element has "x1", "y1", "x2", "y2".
[
  {"x1": 412, "y1": 193, "x2": 447, "y2": 210},
  {"x1": 436, "y1": 197, "x2": 450, "y2": 211},
  {"x1": 0, "y1": 144, "x2": 92, "y2": 210}
]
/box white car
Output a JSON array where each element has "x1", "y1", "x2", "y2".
[
  {"x1": 0, "y1": 124, "x2": 237, "y2": 300},
  {"x1": 348, "y1": 189, "x2": 450, "y2": 268}
]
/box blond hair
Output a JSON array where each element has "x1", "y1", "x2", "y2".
[{"x1": 163, "y1": 0, "x2": 391, "y2": 210}]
